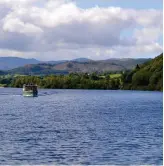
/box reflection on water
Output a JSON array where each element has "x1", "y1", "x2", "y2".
[{"x1": 0, "y1": 88, "x2": 162, "y2": 165}]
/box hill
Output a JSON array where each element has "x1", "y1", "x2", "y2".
[
  {"x1": 0, "y1": 57, "x2": 40, "y2": 70},
  {"x1": 0, "y1": 56, "x2": 150, "y2": 72},
  {"x1": 8, "y1": 64, "x2": 69, "y2": 75},
  {"x1": 122, "y1": 53, "x2": 163, "y2": 91},
  {"x1": 0, "y1": 70, "x2": 6, "y2": 75},
  {"x1": 104, "y1": 58, "x2": 151, "y2": 70},
  {"x1": 72, "y1": 58, "x2": 92, "y2": 63},
  {"x1": 7, "y1": 58, "x2": 150, "y2": 75},
  {"x1": 0, "y1": 57, "x2": 91, "y2": 70}
]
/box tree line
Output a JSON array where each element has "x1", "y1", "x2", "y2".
[{"x1": 0, "y1": 73, "x2": 121, "y2": 90}]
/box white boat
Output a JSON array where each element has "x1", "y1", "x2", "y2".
[{"x1": 23, "y1": 84, "x2": 38, "y2": 97}]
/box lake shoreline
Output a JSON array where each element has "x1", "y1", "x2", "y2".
[{"x1": 2, "y1": 86, "x2": 163, "y2": 92}]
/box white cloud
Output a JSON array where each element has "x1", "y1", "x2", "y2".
[
  {"x1": 0, "y1": 0, "x2": 37, "y2": 7},
  {"x1": 0, "y1": 0, "x2": 162, "y2": 60},
  {"x1": 134, "y1": 27, "x2": 162, "y2": 44},
  {"x1": 3, "y1": 18, "x2": 43, "y2": 34}
]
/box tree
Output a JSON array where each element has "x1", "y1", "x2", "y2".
[{"x1": 135, "y1": 64, "x2": 140, "y2": 70}]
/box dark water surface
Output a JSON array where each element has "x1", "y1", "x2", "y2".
[{"x1": 0, "y1": 88, "x2": 162, "y2": 165}]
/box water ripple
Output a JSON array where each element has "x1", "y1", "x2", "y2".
[{"x1": 0, "y1": 88, "x2": 162, "y2": 165}]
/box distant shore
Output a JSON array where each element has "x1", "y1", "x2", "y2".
[{"x1": 1, "y1": 86, "x2": 162, "y2": 92}]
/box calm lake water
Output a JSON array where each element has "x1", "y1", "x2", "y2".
[{"x1": 0, "y1": 88, "x2": 162, "y2": 165}]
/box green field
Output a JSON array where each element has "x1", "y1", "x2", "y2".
[
  {"x1": 0, "y1": 84, "x2": 7, "y2": 87},
  {"x1": 110, "y1": 74, "x2": 122, "y2": 79}
]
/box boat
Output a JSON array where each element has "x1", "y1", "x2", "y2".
[{"x1": 23, "y1": 84, "x2": 38, "y2": 97}]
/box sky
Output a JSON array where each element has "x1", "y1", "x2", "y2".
[{"x1": 0, "y1": 0, "x2": 163, "y2": 60}]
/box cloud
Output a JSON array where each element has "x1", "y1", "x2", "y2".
[
  {"x1": 0, "y1": 0, "x2": 37, "y2": 7},
  {"x1": 0, "y1": 0, "x2": 163, "y2": 60},
  {"x1": 134, "y1": 27, "x2": 162, "y2": 45},
  {"x1": 3, "y1": 18, "x2": 43, "y2": 34}
]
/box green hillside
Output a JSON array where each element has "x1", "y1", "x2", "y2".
[
  {"x1": 9, "y1": 64, "x2": 69, "y2": 75},
  {"x1": 122, "y1": 53, "x2": 163, "y2": 91}
]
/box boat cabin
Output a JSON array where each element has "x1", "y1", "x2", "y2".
[{"x1": 23, "y1": 84, "x2": 38, "y2": 91}]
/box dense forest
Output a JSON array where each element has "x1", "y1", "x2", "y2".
[
  {"x1": 122, "y1": 53, "x2": 163, "y2": 91},
  {"x1": 0, "y1": 53, "x2": 162, "y2": 91}
]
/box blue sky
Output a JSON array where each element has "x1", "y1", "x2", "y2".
[{"x1": 76, "y1": 0, "x2": 163, "y2": 9}]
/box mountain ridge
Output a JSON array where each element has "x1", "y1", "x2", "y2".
[
  {"x1": 6, "y1": 58, "x2": 150, "y2": 75},
  {"x1": 0, "y1": 56, "x2": 151, "y2": 71}
]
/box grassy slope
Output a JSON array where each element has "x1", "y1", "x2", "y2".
[{"x1": 110, "y1": 74, "x2": 122, "y2": 79}]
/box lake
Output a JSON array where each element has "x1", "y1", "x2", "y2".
[{"x1": 0, "y1": 88, "x2": 162, "y2": 165}]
